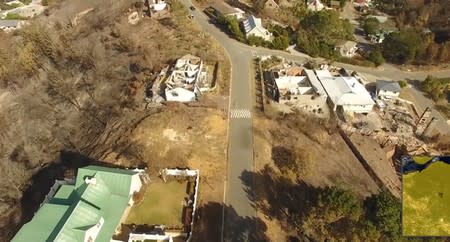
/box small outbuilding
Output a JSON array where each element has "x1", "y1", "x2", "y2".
[
  {"x1": 376, "y1": 80, "x2": 401, "y2": 99},
  {"x1": 209, "y1": 1, "x2": 245, "y2": 20}
]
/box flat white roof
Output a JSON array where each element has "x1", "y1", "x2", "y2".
[
  {"x1": 275, "y1": 76, "x2": 306, "y2": 90},
  {"x1": 316, "y1": 70, "x2": 374, "y2": 106}
]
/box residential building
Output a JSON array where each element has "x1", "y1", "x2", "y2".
[
  {"x1": 164, "y1": 54, "x2": 208, "y2": 102},
  {"x1": 242, "y1": 15, "x2": 272, "y2": 41},
  {"x1": 307, "y1": 0, "x2": 325, "y2": 11},
  {"x1": 264, "y1": 67, "x2": 328, "y2": 115},
  {"x1": 316, "y1": 69, "x2": 374, "y2": 113},
  {"x1": 209, "y1": 1, "x2": 245, "y2": 19},
  {"x1": 376, "y1": 80, "x2": 401, "y2": 99},
  {"x1": 12, "y1": 166, "x2": 145, "y2": 242},
  {"x1": 147, "y1": 0, "x2": 167, "y2": 11},
  {"x1": 335, "y1": 40, "x2": 358, "y2": 57}
]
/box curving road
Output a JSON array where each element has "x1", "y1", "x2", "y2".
[{"x1": 179, "y1": 1, "x2": 450, "y2": 241}]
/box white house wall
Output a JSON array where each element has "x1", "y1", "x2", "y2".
[
  {"x1": 377, "y1": 89, "x2": 399, "y2": 99},
  {"x1": 342, "y1": 104, "x2": 374, "y2": 113}
]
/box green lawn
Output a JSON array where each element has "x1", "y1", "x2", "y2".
[
  {"x1": 403, "y1": 159, "x2": 450, "y2": 236},
  {"x1": 125, "y1": 180, "x2": 187, "y2": 226}
]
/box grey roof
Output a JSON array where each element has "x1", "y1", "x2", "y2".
[
  {"x1": 0, "y1": 20, "x2": 20, "y2": 28},
  {"x1": 376, "y1": 80, "x2": 401, "y2": 92},
  {"x1": 304, "y1": 69, "x2": 327, "y2": 96},
  {"x1": 210, "y1": 2, "x2": 243, "y2": 16}
]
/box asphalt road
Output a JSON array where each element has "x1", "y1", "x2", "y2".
[
  {"x1": 179, "y1": 1, "x2": 257, "y2": 240},
  {"x1": 179, "y1": 2, "x2": 450, "y2": 240}
]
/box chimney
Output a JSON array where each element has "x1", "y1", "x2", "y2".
[{"x1": 85, "y1": 177, "x2": 97, "y2": 185}]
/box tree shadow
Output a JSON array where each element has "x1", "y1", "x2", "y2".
[
  {"x1": 191, "y1": 202, "x2": 269, "y2": 242},
  {"x1": 405, "y1": 78, "x2": 422, "y2": 89},
  {"x1": 240, "y1": 165, "x2": 323, "y2": 226}
]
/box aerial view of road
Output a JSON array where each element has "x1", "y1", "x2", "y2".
[{"x1": 179, "y1": 0, "x2": 450, "y2": 240}]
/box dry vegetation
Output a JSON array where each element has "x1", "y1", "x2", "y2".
[
  {"x1": 253, "y1": 110, "x2": 381, "y2": 240},
  {"x1": 0, "y1": 0, "x2": 229, "y2": 240}
]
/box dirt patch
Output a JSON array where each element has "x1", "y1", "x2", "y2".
[
  {"x1": 253, "y1": 112, "x2": 380, "y2": 240},
  {"x1": 130, "y1": 104, "x2": 227, "y2": 203},
  {"x1": 347, "y1": 133, "x2": 401, "y2": 197}
]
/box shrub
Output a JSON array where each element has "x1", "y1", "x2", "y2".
[
  {"x1": 246, "y1": 34, "x2": 267, "y2": 47},
  {"x1": 398, "y1": 80, "x2": 407, "y2": 88},
  {"x1": 368, "y1": 49, "x2": 385, "y2": 66},
  {"x1": 271, "y1": 35, "x2": 289, "y2": 50},
  {"x1": 362, "y1": 17, "x2": 380, "y2": 35}
]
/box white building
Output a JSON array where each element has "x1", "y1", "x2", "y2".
[
  {"x1": 210, "y1": 2, "x2": 245, "y2": 20},
  {"x1": 149, "y1": 0, "x2": 167, "y2": 11},
  {"x1": 164, "y1": 54, "x2": 208, "y2": 102},
  {"x1": 376, "y1": 80, "x2": 401, "y2": 99},
  {"x1": 242, "y1": 15, "x2": 272, "y2": 41},
  {"x1": 307, "y1": 0, "x2": 325, "y2": 11},
  {"x1": 316, "y1": 70, "x2": 374, "y2": 113}
]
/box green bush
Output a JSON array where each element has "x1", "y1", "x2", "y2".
[
  {"x1": 246, "y1": 34, "x2": 267, "y2": 47},
  {"x1": 42, "y1": 0, "x2": 48, "y2": 6},
  {"x1": 368, "y1": 50, "x2": 385, "y2": 66},
  {"x1": 398, "y1": 80, "x2": 407, "y2": 88},
  {"x1": 271, "y1": 35, "x2": 289, "y2": 50},
  {"x1": 362, "y1": 17, "x2": 380, "y2": 35},
  {"x1": 421, "y1": 75, "x2": 450, "y2": 101},
  {"x1": 4, "y1": 13, "x2": 28, "y2": 20}
]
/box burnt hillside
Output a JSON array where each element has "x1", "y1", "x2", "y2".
[{"x1": 0, "y1": 0, "x2": 225, "y2": 240}]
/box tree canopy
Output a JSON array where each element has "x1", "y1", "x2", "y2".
[
  {"x1": 362, "y1": 17, "x2": 380, "y2": 35},
  {"x1": 381, "y1": 29, "x2": 422, "y2": 64},
  {"x1": 296, "y1": 10, "x2": 354, "y2": 58}
]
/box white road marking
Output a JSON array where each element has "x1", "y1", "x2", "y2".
[{"x1": 230, "y1": 109, "x2": 252, "y2": 119}]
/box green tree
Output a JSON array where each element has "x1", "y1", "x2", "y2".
[
  {"x1": 368, "y1": 49, "x2": 385, "y2": 66},
  {"x1": 381, "y1": 30, "x2": 421, "y2": 64},
  {"x1": 225, "y1": 16, "x2": 245, "y2": 42},
  {"x1": 422, "y1": 75, "x2": 449, "y2": 101},
  {"x1": 318, "y1": 187, "x2": 363, "y2": 222},
  {"x1": 271, "y1": 35, "x2": 289, "y2": 50},
  {"x1": 246, "y1": 34, "x2": 267, "y2": 47},
  {"x1": 300, "y1": 10, "x2": 354, "y2": 44},
  {"x1": 362, "y1": 17, "x2": 380, "y2": 35},
  {"x1": 371, "y1": 190, "x2": 402, "y2": 240}
]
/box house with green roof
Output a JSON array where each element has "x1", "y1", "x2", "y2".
[{"x1": 12, "y1": 166, "x2": 145, "y2": 242}]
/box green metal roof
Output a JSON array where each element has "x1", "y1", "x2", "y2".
[
  {"x1": 53, "y1": 184, "x2": 76, "y2": 201},
  {"x1": 12, "y1": 165, "x2": 140, "y2": 242},
  {"x1": 12, "y1": 203, "x2": 70, "y2": 242}
]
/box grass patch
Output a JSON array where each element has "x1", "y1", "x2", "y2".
[
  {"x1": 3, "y1": 13, "x2": 28, "y2": 20},
  {"x1": 19, "y1": 0, "x2": 32, "y2": 5},
  {"x1": 403, "y1": 161, "x2": 450, "y2": 236},
  {"x1": 126, "y1": 180, "x2": 187, "y2": 226}
]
